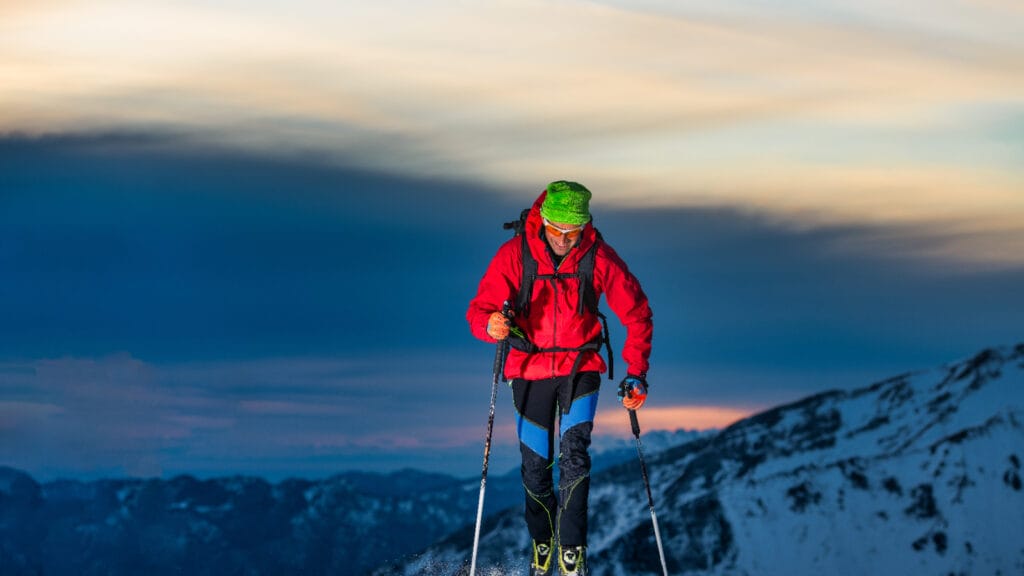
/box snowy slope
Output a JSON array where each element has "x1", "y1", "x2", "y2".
[{"x1": 378, "y1": 344, "x2": 1024, "y2": 575}]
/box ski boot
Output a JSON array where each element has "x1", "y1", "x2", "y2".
[
  {"x1": 558, "y1": 545, "x2": 587, "y2": 576},
  {"x1": 530, "y1": 539, "x2": 554, "y2": 576}
]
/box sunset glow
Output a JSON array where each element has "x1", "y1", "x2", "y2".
[{"x1": 594, "y1": 405, "x2": 759, "y2": 437}]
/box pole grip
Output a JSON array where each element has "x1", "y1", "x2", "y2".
[{"x1": 629, "y1": 409, "x2": 641, "y2": 437}]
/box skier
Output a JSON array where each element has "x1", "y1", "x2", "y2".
[{"x1": 467, "y1": 181, "x2": 653, "y2": 576}]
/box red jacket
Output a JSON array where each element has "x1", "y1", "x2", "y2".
[{"x1": 467, "y1": 192, "x2": 653, "y2": 381}]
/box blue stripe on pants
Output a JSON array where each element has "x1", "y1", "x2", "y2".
[
  {"x1": 517, "y1": 411, "x2": 551, "y2": 459},
  {"x1": 560, "y1": 391, "x2": 598, "y2": 436}
]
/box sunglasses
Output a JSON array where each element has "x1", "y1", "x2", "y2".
[{"x1": 543, "y1": 218, "x2": 584, "y2": 240}]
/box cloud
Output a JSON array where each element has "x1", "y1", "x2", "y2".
[
  {"x1": 0, "y1": 351, "x2": 520, "y2": 479},
  {"x1": 2, "y1": 0, "x2": 1021, "y2": 261},
  {"x1": 2, "y1": 131, "x2": 1023, "y2": 480},
  {"x1": 0, "y1": 401, "x2": 64, "y2": 430},
  {"x1": 0, "y1": 352, "x2": 758, "y2": 479}
]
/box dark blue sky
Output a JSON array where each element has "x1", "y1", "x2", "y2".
[{"x1": 2, "y1": 132, "x2": 1022, "y2": 480}]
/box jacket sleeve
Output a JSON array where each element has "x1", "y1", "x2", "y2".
[
  {"x1": 467, "y1": 239, "x2": 522, "y2": 343},
  {"x1": 597, "y1": 243, "x2": 653, "y2": 377}
]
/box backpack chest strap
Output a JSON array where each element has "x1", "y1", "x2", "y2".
[{"x1": 507, "y1": 311, "x2": 614, "y2": 383}]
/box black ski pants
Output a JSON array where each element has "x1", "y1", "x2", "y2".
[{"x1": 512, "y1": 371, "x2": 600, "y2": 548}]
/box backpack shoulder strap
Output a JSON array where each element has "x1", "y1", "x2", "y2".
[
  {"x1": 516, "y1": 233, "x2": 538, "y2": 317},
  {"x1": 576, "y1": 233, "x2": 601, "y2": 315},
  {"x1": 503, "y1": 207, "x2": 536, "y2": 317},
  {"x1": 579, "y1": 233, "x2": 614, "y2": 380}
]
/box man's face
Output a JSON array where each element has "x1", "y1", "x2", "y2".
[{"x1": 543, "y1": 218, "x2": 583, "y2": 257}]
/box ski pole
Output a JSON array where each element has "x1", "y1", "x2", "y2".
[
  {"x1": 630, "y1": 409, "x2": 669, "y2": 576},
  {"x1": 469, "y1": 301, "x2": 512, "y2": 576}
]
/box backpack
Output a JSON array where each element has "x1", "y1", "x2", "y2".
[{"x1": 502, "y1": 209, "x2": 614, "y2": 382}]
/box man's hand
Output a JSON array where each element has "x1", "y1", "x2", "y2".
[
  {"x1": 486, "y1": 311, "x2": 510, "y2": 340},
  {"x1": 618, "y1": 375, "x2": 648, "y2": 410}
]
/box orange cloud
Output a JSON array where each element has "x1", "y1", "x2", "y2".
[{"x1": 594, "y1": 404, "x2": 759, "y2": 437}]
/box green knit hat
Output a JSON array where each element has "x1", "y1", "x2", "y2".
[{"x1": 540, "y1": 181, "x2": 592, "y2": 225}]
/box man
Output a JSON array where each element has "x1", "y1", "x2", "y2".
[{"x1": 466, "y1": 181, "x2": 653, "y2": 576}]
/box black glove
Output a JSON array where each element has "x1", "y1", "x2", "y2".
[{"x1": 617, "y1": 374, "x2": 648, "y2": 410}]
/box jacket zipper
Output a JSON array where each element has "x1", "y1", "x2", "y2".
[
  {"x1": 551, "y1": 274, "x2": 558, "y2": 377},
  {"x1": 550, "y1": 255, "x2": 561, "y2": 378},
  {"x1": 547, "y1": 243, "x2": 581, "y2": 378}
]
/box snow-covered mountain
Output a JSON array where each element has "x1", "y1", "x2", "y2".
[{"x1": 377, "y1": 344, "x2": 1024, "y2": 575}]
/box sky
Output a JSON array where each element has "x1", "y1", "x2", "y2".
[{"x1": 1, "y1": 0, "x2": 1023, "y2": 481}]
